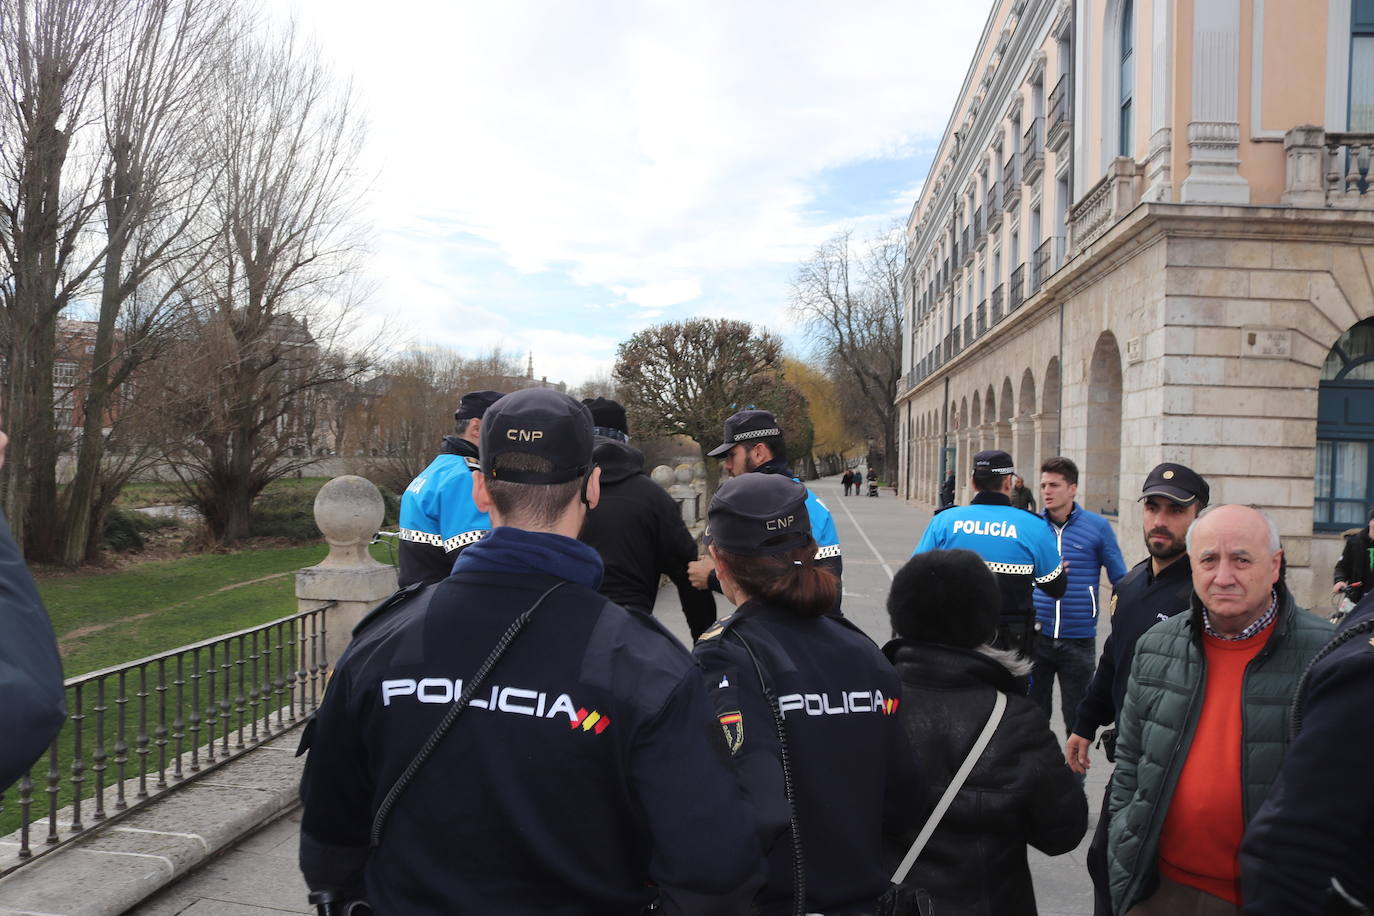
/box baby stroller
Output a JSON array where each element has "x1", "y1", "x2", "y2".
[{"x1": 867, "y1": 476, "x2": 879, "y2": 498}]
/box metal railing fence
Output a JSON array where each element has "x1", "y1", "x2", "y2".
[{"x1": 0, "y1": 606, "x2": 332, "y2": 875}]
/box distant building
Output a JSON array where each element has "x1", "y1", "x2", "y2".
[{"x1": 897, "y1": 0, "x2": 1374, "y2": 607}]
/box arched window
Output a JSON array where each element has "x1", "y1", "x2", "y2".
[
  {"x1": 1119, "y1": 0, "x2": 1135, "y2": 155},
  {"x1": 1316, "y1": 318, "x2": 1374, "y2": 529}
]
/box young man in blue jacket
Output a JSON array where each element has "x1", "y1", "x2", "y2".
[{"x1": 1030, "y1": 457, "x2": 1127, "y2": 737}]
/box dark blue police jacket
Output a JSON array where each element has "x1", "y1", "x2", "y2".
[
  {"x1": 299, "y1": 526, "x2": 764, "y2": 915},
  {"x1": 693, "y1": 601, "x2": 923, "y2": 916}
]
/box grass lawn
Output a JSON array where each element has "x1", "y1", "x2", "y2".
[{"x1": 42, "y1": 540, "x2": 395, "y2": 679}]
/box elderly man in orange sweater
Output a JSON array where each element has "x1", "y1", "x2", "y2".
[{"x1": 1103, "y1": 505, "x2": 1333, "y2": 915}]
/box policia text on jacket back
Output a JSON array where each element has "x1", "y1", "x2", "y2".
[{"x1": 298, "y1": 388, "x2": 764, "y2": 915}]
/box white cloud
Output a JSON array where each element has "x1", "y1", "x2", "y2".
[{"x1": 288, "y1": 0, "x2": 991, "y2": 383}]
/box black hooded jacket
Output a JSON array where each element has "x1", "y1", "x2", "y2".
[
  {"x1": 883, "y1": 641, "x2": 1087, "y2": 916},
  {"x1": 580, "y1": 438, "x2": 716, "y2": 637}
]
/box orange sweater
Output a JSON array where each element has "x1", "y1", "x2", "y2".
[{"x1": 1157, "y1": 622, "x2": 1274, "y2": 905}]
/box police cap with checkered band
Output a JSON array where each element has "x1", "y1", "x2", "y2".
[{"x1": 706, "y1": 409, "x2": 784, "y2": 458}]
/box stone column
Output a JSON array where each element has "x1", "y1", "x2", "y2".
[
  {"x1": 1012, "y1": 416, "x2": 1037, "y2": 479},
  {"x1": 1036, "y1": 412, "x2": 1061, "y2": 468},
  {"x1": 297, "y1": 476, "x2": 399, "y2": 665},
  {"x1": 1180, "y1": 0, "x2": 1249, "y2": 203},
  {"x1": 995, "y1": 420, "x2": 1013, "y2": 455}
]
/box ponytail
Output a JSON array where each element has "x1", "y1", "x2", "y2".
[{"x1": 715, "y1": 539, "x2": 838, "y2": 617}]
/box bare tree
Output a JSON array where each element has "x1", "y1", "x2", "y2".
[
  {"x1": 154, "y1": 22, "x2": 371, "y2": 544},
  {"x1": 59, "y1": 0, "x2": 235, "y2": 563},
  {"x1": 791, "y1": 225, "x2": 904, "y2": 481},
  {"x1": 0, "y1": 0, "x2": 125, "y2": 557},
  {"x1": 614, "y1": 318, "x2": 782, "y2": 495}
]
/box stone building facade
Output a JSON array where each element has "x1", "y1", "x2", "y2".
[{"x1": 897, "y1": 0, "x2": 1374, "y2": 608}]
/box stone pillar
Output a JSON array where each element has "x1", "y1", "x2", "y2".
[
  {"x1": 1036, "y1": 412, "x2": 1061, "y2": 468},
  {"x1": 995, "y1": 420, "x2": 1013, "y2": 455},
  {"x1": 1012, "y1": 416, "x2": 1037, "y2": 480},
  {"x1": 1281, "y1": 125, "x2": 1328, "y2": 207},
  {"x1": 669, "y1": 463, "x2": 698, "y2": 525},
  {"x1": 1180, "y1": 0, "x2": 1249, "y2": 203},
  {"x1": 297, "y1": 476, "x2": 399, "y2": 665}
]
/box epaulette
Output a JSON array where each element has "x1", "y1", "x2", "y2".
[
  {"x1": 696, "y1": 612, "x2": 742, "y2": 643},
  {"x1": 351, "y1": 580, "x2": 435, "y2": 638},
  {"x1": 463, "y1": 456, "x2": 481, "y2": 471}
]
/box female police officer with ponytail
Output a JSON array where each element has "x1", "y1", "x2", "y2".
[{"x1": 693, "y1": 473, "x2": 923, "y2": 916}]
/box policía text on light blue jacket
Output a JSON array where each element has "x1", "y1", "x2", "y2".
[{"x1": 1031, "y1": 503, "x2": 1127, "y2": 639}]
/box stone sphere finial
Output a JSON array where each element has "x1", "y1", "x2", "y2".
[
  {"x1": 650, "y1": 465, "x2": 675, "y2": 487},
  {"x1": 674, "y1": 463, "x2": 694, "y2": 485},
  {"x1": 314, "y1": 475, "x2": 386, "y2": 568}
]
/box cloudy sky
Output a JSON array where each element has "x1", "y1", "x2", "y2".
[{"x1": 291, "y1": 1, "x2": 991, "y2": 386}]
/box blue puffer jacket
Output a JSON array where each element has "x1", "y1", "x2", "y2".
[{"x1": 1032, "y1": 504, "x2": 1127, "y2": 639}]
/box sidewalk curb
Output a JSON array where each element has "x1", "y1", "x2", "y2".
[{"x1": 0, "y1": 734, "x2": 304, "y2": 916}]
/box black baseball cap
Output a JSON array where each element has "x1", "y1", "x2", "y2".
[
  {"x1": 582, "y1": 397, "x2": 629, "y2": 441},
  {"x1": 972, "y1": 449, "x2": 1015, "y2": 477},
  {"x1": 704, "y1": 473, "x2": 812, "y2": 557},
  {"x1": 454, "y1": 390, "x2": 504, "y2": 422},
  {"x1": 706, "y1": 409, "x2": 783, "y2": 458},
  {"x1": 479, "y1": 389, "x2": 593, "y2": 484},
  {"x1": 1139, "y1": 462, "x2": 1210, "y2": 507}
]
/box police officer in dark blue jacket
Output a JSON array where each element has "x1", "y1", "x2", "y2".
[
  {"x1": 299, "y1": 388, "x2": 764, "y2": 915},
  {"x1": 693, "y1": 473, "x2": 922, "y2": 916},
  {"x1": 1065, "y1": 461, "x2": 1208, "y2": 916},
  {"x1": 1239, "y1": 590, "x2": 1374, "y2": 915}
]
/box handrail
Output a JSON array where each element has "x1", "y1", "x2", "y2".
[{"x1": 0, "y1": 605, "x2": 333, "y2": 875}]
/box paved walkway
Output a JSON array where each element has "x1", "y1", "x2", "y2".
[{"x1": 134, "y1": 475, "x2": 1106, "y2": 915}]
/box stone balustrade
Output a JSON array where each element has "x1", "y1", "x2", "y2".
[{"x1": 1282, "y1": 125, "x2": 1374, "y2": 209}]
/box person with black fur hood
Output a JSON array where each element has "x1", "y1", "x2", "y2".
[
  {"x1": 883, "y1": 548, "x2": 1087, "y2": 916},
  {"x1": 578, "y1": 397, "x2": 716, "y2": 638}
]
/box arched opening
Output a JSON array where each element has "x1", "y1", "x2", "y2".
[
  {"x1": 1040, "y1": 357, "x2": 1061, "y2": 463},
  {"x1": 1316, "y1": 317, "x2": 1374, "y2": 529},
  {"x1": 1086, "y1": 333, "x2": 1123, "y2": 516},
  {"x1": 1018, "y1": 368, "x2": 1037, "y2": 477},
  {"x1": 998, "y1": 377, "x2": 1015, "y2": 455}
]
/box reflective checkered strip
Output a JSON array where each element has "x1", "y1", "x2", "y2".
[
  {"x1": 985, "y1": 560, "x2": 1034, "y2": 575},
  {"x1": 815, "y1": 544, "x2": 841, "y2": 559},
  {"x1": 443, "y1": 530, "x2": 488, "y2": 552},
  {"x1": 1034, "y1": 564, "x2": 1064, "y2": 585},
  {"x1": 399, "y1": 528, "x2": 443, "y2": 546},
  {"x1": 732, "y1": 428, "x2": 782, "y2": 441}
]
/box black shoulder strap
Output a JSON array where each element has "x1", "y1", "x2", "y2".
[{"x1": 728, "y1": 629, "x2": 806, "y2": 916}]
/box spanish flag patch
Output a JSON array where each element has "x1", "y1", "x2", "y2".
[{"x1": 718, "y1": 711, "x2": 744, "y2": 753}]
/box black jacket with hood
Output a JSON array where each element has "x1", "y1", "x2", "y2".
[
  {"x1": 580, "y1": 437, "x2": 716, "y2": 637},
  {"x1": 882, "y1": 640, "x2": 1087, "y2": 916}
]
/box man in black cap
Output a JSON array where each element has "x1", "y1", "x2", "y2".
[
  {"x1": 396, "y1": 389, "x2": 503, "y2": 587},
  {"x1": 687, "y1": 408, "x2": 843, "y2": 608},
  {"x1": 913, "y1": 449, "x2": 1066, "y2": 654},
  {"x1": 1064, "y1": 461, "x2": 1209, "y2": 916},
  {"x1": 299, "y1": 388, "x2": 764, "y2": 915},
  {"x1": 578, "y1": 397, "x2": 716, "y2": 638}
]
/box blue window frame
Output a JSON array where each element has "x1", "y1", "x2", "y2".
[{"x1": 1316, "y1": 318, "x2": 1374, "y2": 530}]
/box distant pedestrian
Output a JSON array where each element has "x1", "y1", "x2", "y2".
[
  {"x1": 1010, "y1": 474, "x2": 1036, "y2": 512},
  {"x1": 842, "y1": 469, "x2": 854, "y2": 496},
  {"x1": 578, "y1": 397, "x2": 716, "y2": 639},
  {"x1": 940, "y1": 469, "x2": 956, "y2": 509},
  {"x1": 396, "y1": 389, "x2": 503, "y2": 587},
  {"x1": 867, "y1": 467, "x2": 879, "y2": 497},
  {"x1": 1331, "y1": 504, "x2": 1374, "y2": 606},
  {"x1": 883, "y1": 548, "x2": 1087, "y2": 915}
]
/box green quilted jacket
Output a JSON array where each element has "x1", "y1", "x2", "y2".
[{"x1": 1104, "y1": 584, "x2": 1333, "y2": 914}]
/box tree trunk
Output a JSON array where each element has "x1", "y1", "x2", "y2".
[{"x1": 61, "y1": 175, "x2": 130, "y2": 565}]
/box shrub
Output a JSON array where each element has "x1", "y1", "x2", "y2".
[
  {"x1": 103, "y1": 509, "x2": 178, "y2": 553},
  {"x1": 249, "y1": 488, "x2": 322, "y2": 542}
]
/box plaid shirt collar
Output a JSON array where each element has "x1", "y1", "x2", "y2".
[{"x1": 1203, "y1": 590, "x2": 1279, "y2": 641}]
